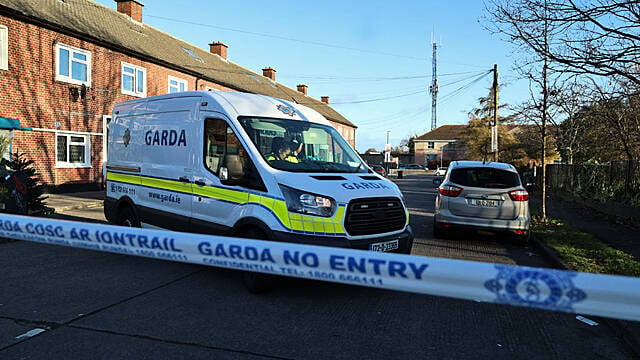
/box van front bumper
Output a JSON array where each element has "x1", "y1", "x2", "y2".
[{"x1": 271, "y1": 226, "x2": 414, "y2": 254}]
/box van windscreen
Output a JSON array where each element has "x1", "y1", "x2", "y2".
[{"x1": 239, "y1": 117, "x2": 367, "y2": 173}]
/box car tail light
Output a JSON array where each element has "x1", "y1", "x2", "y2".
[
  {"x1": 513, "y1": 230, "x2": 528, "y2": 235},
  {"x1": 439, "y1": 185, "x2": 463, "y2": 197},
  {"x1": 508, "y1": 189, "x2": 529, "y2": 201}
]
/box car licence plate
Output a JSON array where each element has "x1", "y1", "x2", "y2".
[
  {"x1": 468, "y1": 199, "x2": 499, "y2": 207},
  {"x1": 369, "y1": 239, "x2": 399, "y2": 252}
]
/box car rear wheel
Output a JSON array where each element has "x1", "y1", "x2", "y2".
[
  {"x1": 515, "y1": 230, "x2": 531, "y2": 244},
  {"x1": 433, "y1": 219, "x2": 447, "y2": 239}
]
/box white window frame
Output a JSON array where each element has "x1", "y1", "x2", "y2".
[
  {"x1": 428, "y1": 141, "x2": 435, "y2": 149},
  {"x1": 121, "y1": 62, "x2": 146, "y2": 97},
  {"x1": 55, "y1": 42, "x2": 92, "y2": 86},
  {"x1": 0, "y1": 25, "x2": 7, "y2": 71},
  {"x1": 168, "y1": 75, "x2": 188, "y2": 93},
  {"x1": 56, "y1": 132, "x2": 91, "y2": 168}
]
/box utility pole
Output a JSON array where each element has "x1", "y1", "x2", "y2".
[
  {"x1": 385, "y1": 130, "x2": 391, "y2": 171},
  {"x1": 492, "y1": 64, "x2": 499, "y2": 162},
  {"x1": 429, "y1": 37, "x2": 438, "y2": 131}
]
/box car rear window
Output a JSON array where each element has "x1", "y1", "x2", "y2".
[{"x1": 450, "y1": 167, "x2": 521, "y2": 188}]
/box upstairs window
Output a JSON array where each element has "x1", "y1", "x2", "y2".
[
  {"x1": 428, "y1": 141, "x2": 435, "y2": 149},
  {"x1": 121, "y1": 62, "x2": 146, "y2": 97},
  {"x1": 168, "y1": 76, "x2": 187, "y2": 93},
  {"x1": 55, "y1": 43, "x2": 91, "y2": 86},
  {"x1": 0, "y1": 25, "x2": 7, "y2": 70}
]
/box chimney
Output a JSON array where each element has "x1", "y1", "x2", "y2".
[
  {"x1": 321, "y1": 96, "x2": 330, "y2": 104},
  {"x1": 296, "y1": 84, "x2": 308, "y2": 95},
  {"x1": 262, "y1": 67, "x2": 276, "y2": 81},
  {"x1": 115, "y1": 0, "x2": 144, "y2": 23},
  {"x1": 209, "y1": 41, "x2": 228, "y2": 60}
]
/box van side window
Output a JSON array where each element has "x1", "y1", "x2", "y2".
[
  {"x1": 204, "y1": 119, "x2": 226, "y2": 175},
  {"x1": 204, "y1": 118, "x2": 249, "y2": 179}
]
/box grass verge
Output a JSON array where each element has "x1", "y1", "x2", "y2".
[{"x1": 531, "y1": 215, "x2": 640, "y2": 277}]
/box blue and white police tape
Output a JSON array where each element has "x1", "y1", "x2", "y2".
[{"x1": 1, "y1": 213, "x2": 639, "y2": 321}]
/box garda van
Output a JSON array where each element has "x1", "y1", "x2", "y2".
[{"x1": 104, "y1": 91, "x2": 414, "y2": 259}]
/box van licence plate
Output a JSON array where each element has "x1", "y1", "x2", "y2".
[
  {"x1": 468, "y1": 199, "x2": 499, "y2": 207},
  {"x1": 369, "y1": 240, "x2": 399, "y2": 252}
]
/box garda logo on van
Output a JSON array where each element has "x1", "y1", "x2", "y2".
[
  {"x1": 341, "y1": 182, "x2": 389, "y2": 190},
  {"x1": 145, "y1": 129, "x2": 187, "y2": 146},
  {"x1": 276, "y1": 104, "x2": 296, "y2": 117},
  {"x1": 123, "y1": 129, "x2": 131, "y2": 147}
]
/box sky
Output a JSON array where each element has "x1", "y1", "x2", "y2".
[{"x1": 94, "y1": 0, "x2": 528, "y2": 152}]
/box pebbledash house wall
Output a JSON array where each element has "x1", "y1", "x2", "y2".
[{"x1": 0, "y1": 15, "x2": 254, "y2": 188}]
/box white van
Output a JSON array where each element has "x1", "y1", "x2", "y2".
[{"x1": 104, "y1": 91, "x2": 414, "y2": 256}]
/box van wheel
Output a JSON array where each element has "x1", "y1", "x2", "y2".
[
  {"x1": 118, "y1": 206, "x2": 140, "y2": 227},
  {"x1": 241, "y1": 227, "x2": 274, "y2": 293}
]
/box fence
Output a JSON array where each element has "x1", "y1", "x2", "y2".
[{"x1": 547, "y1": 161, "x2": 640, "y2": 207}]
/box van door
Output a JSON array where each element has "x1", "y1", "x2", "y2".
[
  {"x1": 136, "y1": 97, "x2": 198, "y2": 231},
  {"x1": 191, "y1": 117, "x2": 253, "y2": 234}
]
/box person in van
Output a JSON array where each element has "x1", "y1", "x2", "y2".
[{"x1": 266, "y1": 138, "x2": 299, "y2": 163}]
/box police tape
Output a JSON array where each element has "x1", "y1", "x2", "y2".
[{"x1": 0, "y1": 213, "x2": 639, "y2": 322}]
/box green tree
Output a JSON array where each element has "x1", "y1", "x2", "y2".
[
  {"x1": 5, "y1": 152, "x2": 49, "y2": 215},
  {"x1": 461, "y1": 93, "x2": 525, "y2": 164}
]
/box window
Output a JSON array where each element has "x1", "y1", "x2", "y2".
[
  {"x1": 239, "y1": 117, "x2": 366, "y2": 173},
  {"x1": 428, "y1": 141, "x2": 435, "y2": 149},
  {"x1": 121, "y1": 62, "x2": 146, "y2": 97},
  {"x1": 57, "y1": 133, "x2": 90, "y2": 167},
  {"x1": 0, "y1": 25, "x2": 7, "y2": 70},
  {"x1": 450, "y1": 167, "x2": 521, "y2": 189},
  {"x1": 181, "y1": 47, "x2": 204, "y2": 63},
  {"x1": 55, "y1": 43, "x2": 91, "y2": 86},
  {"x1": 168, "y1": 76, "x2": 187, "y2": 93},
  {"x1": 204, "y1": 119, "x2": 250, "y2": 181}
]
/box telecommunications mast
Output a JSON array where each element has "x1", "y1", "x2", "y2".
[{"x1": 429, "y1": 34, "x2": 439, "y2": 130}]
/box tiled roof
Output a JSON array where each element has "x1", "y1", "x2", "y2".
[
  {"x1": 413, "y1": 125, "x2": 466, "y2": 141},
  {"x1": 0, "y1": 0, "x2": 355, "y2": 127}
]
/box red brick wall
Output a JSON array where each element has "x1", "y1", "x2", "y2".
[
  {"x1": 328, "y1": 120, "x2": 356, "y2": 149},
  {"x1": 0, "y1": 15, "x2": 235, "y2": 186}
]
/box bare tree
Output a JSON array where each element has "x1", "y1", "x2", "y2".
[
  {"x1": 587, "y1": 80, "x2": 640, "y2": 160},
  {"x1": 484, "y1": 0, "x2": 640, "y2": 85}
]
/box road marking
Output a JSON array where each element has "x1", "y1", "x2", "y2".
[{"x1": 15, "y1": 328, "x2": 46, "y2": 339}]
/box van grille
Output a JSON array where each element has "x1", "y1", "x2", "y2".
[{"x1": 345, "y1": 197, "x2": 406, "y2": 236}]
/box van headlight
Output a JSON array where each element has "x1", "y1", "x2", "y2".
[{"x1": 279, "y1": 184, "x2": 336, "y2": 217}]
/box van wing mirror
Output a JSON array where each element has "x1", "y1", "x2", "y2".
[{"x1": 220, "y1": 167, "x2": 229, "y2": 181}]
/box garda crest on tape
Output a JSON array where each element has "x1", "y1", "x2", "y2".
[{"x1": 484, "y1": 265, "x2": 587, "y2": 312}]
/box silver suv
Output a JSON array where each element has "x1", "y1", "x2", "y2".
[{"x1": 433, "y1": 161, "x2": 530, "y2": 241}]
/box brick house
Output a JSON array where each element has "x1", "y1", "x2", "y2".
[
  {"x1": 411, "y1": 125, "x2": 466, "y2": 169},
  {"x1": 0, "y1": 0, "x2": 356, "y2": 189}
]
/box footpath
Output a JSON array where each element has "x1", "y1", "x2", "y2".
[
  {"x1": 43, "y1": 191, "x2": 104, "y2": 213},
  {"x1": 533, "y1": 195, "x2": 640, "y2": 356}
]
